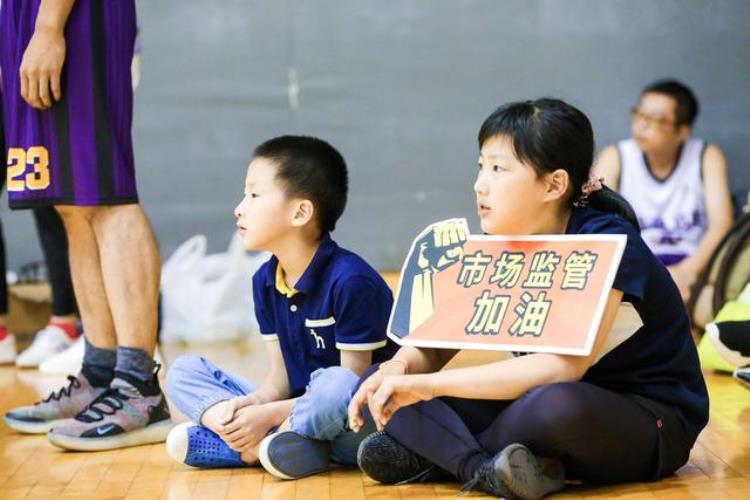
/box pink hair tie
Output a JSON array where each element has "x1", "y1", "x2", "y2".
[{"x1": 575, "y1": 173, "x2": 604, "y2": 207}]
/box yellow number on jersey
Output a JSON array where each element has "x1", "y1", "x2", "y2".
[
  {"x1": 5, "y1": 146, "x2": 51, "y2": 191},
  {"x1": 26, "y1": 146, "x2": 50, "y2": 190},
  {"x1": 6, "y1": 148, "x2": 26, "y2": 192}
]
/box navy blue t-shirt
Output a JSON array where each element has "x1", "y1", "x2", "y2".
[
  {"x1": 252, "y1": 234, "x2": 398, "y2": 397},
  {"x1": 567, "y1": 207, "x2": 709, "y2": 440}
]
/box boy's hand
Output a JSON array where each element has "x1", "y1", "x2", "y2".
[
  {"x1": 219, "y1": 404, "x2": 275, "y2": 452},
  {"x1": 218, "y1": 394, "x2": 261, "y2": 425}
]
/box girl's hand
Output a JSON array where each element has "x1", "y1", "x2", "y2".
[
  {"x1": 219, "y1": 404, "x2": 275, "y2": 452},
  {"x1": 347, "y1": 361, "x2": 406, "y2": 432},
  {"x1": 367, "y1": 374, "x2": 436, "y2": 430}
]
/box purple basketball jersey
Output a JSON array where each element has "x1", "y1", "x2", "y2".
[{"x1": 1, "y1": 0, "x2": 138, "y2": 208}]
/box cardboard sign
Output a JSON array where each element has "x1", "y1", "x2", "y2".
[{"x1": 388, "y1": 219, "x2": 626, "y2": 355}]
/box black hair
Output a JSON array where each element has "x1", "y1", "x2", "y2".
[
  {"x1": 478, "y1": 98, "x2": 640, "y2": 230},
  {"x1": 253, "y1": 135, "x2": 348, "y2": 234},
  {"x1": 641, "y1": 79, "x2": 699, "y2": 126}
]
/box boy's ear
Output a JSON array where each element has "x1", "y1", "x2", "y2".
[
  {"x1": 291, "y1": 199, "x2": 315, "y2": 227},
  {"x1": 544, "y1": 169, "x2": 570, "y2": 202}
]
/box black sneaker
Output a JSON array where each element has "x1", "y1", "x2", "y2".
[
  {"x1": 357, "y1": 431, "x2": 450, "y2": 484},
  {"x1": 460, "y1": 443, "x2": 564, "y2": 499}
]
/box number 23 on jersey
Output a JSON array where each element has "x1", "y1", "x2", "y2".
[{"x1": 6, "y1": 146, "x2": 50, "y2": 191}]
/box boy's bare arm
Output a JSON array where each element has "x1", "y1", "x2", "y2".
[
  {"x1": 245, "y1": 340, "x2": 291, "y2": 404},
  {"x1": 340, "y1": 350, "x2": 372, "y2": 376},
  {"x1": 671, "y1": 145, "x2": 733, "y2": 287}
]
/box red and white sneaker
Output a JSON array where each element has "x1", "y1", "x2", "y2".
[
  {"x1": 16, "y1": 322, "x2": 80, "y2": 368},
  {"x1": 0, "y1": 327, "x2": 17, "y2": 364}
]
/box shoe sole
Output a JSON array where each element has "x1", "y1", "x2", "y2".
[
  {"x1": 735, "y1": 369, "x2": 750, "y2": 389},
  {"x1": 4, "y1": 415, "x2": 55, "y2": 434},
  {"x1": 165, "y1": 422, "x2": 194, "y2": 465},
  {"x1": 258, "y1": 431, "x2": 329, "y2": 480},
  {"x1": 497, "y1": 444, "x2": 565, "y2": 500},
  {"x1": 47, "y1": 419, "x2": 173, "y2": 451}
]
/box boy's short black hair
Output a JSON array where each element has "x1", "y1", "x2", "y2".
[
  {"x1": 253, "y1": 135, "x2": 348, "y2": 234},
  {"x1": 641, "y1": 79, "x2": 699, "y2": 127}
]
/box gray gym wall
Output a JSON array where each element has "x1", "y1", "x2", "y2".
[{"x1": 2, "y1": 0, "x2": 749, "y2": 272}]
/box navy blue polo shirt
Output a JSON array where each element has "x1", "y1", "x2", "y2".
[
  {"x1": 251, "y1": 233, "x2": 398, "y2": 397},
  {"x1": 567, "y1": 206, "x2": 709, "y2": 441}
]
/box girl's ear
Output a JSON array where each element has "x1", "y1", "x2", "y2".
[
  {"x1": 544, "y1": 168, "x2": 570, "y2": 203},
  {"x1": 291, "y1": 199, "x2": 315, "y2": 227}
]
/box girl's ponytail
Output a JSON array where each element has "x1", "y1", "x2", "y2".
[{"x1": 583, "y1": 185, "x2": 641, "y2": 231}]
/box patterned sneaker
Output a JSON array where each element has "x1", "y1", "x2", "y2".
[
  {"x1": 460, "y1": 443, "x2": 565, "y2": 500},
  {"x1": 357, "y1": 431, "x2": 450, "y2": 484},
  {"x1": 4, "y1": 373, "x2": 106, "y2": 434},
  {"x1": 259, "y1": 430, "x2": 331, "y2": 479},
  {"x1": 47, "y1": 368, "x2": 172, "y2": 451},
  {"x1": 166, "y1": 422, "x2": 247, "y2": 468}
]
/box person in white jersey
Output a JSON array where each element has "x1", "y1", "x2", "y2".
[{"x1": 594, "y1": 79, "x2": 733, "y2": 301}]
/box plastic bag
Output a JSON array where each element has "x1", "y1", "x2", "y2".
[{"x1": 160, "y1": 233, "x2": 267, "y2": 342}]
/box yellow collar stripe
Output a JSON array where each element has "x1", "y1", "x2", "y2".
[{"x1": 275, "y1": 264, "x2": 298, "y2": 298}]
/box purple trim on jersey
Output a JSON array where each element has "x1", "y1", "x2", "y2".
[{"x1": 657, "y1": 254, "x2": 687, "y2": 267}]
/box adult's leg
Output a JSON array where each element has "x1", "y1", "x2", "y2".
[
  {"x1": 0, "y1": 215, "x2": 7, "y2": 320},
  {"x1": 55, "y1": 206, "x2": 116, "y2": 350},
  {"x1": 89, "y1": 204, "x2": 160, "y2": 355},
  {"x1": 0, "y1": 112, "x2": 7, "y2": 327},
  {"x1": 32, "y1": 207, "x2": 76, "y2": 319}
]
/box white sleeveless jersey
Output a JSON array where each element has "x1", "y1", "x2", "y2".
[{"x1": 618, "y1": 138, "x2": 707, "y2": 263}]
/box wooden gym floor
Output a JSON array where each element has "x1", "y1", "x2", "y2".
[{"x1": 0, "y1": 336, "x2": 748, "y2": 500}]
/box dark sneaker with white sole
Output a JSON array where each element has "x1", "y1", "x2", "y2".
[
  {"x1": 47, "y1": 367, "x2": 171, "y2": 451},
  {"x1": 258, "y1": 430, "x2": 331, "y2": 479},
  {"x1": 460, "y1": 443, "x2": 565, "y2": 499},
  {"x1": 4, "y1": 373, "x2": 106, "y2": 434},
  {"x1": 356, "y1": 431, "x2": 451, "y2": 484}
]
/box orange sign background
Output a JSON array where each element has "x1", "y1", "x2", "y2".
[{"x1": 389, "y1": 228, "x2": 626, "y2": 355}]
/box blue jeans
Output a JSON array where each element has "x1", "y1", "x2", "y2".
[{"x1": 165, "y1": 355, "x2": 374, "y2": 464}]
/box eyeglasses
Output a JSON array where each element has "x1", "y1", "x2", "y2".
[{"x1": 630, "y1": 108, "x2": 676, "y2": 128}]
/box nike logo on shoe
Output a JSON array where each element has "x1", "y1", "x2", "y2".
[{"x1": 96, "y1": 424, "x2": 117, "y2": 436}]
